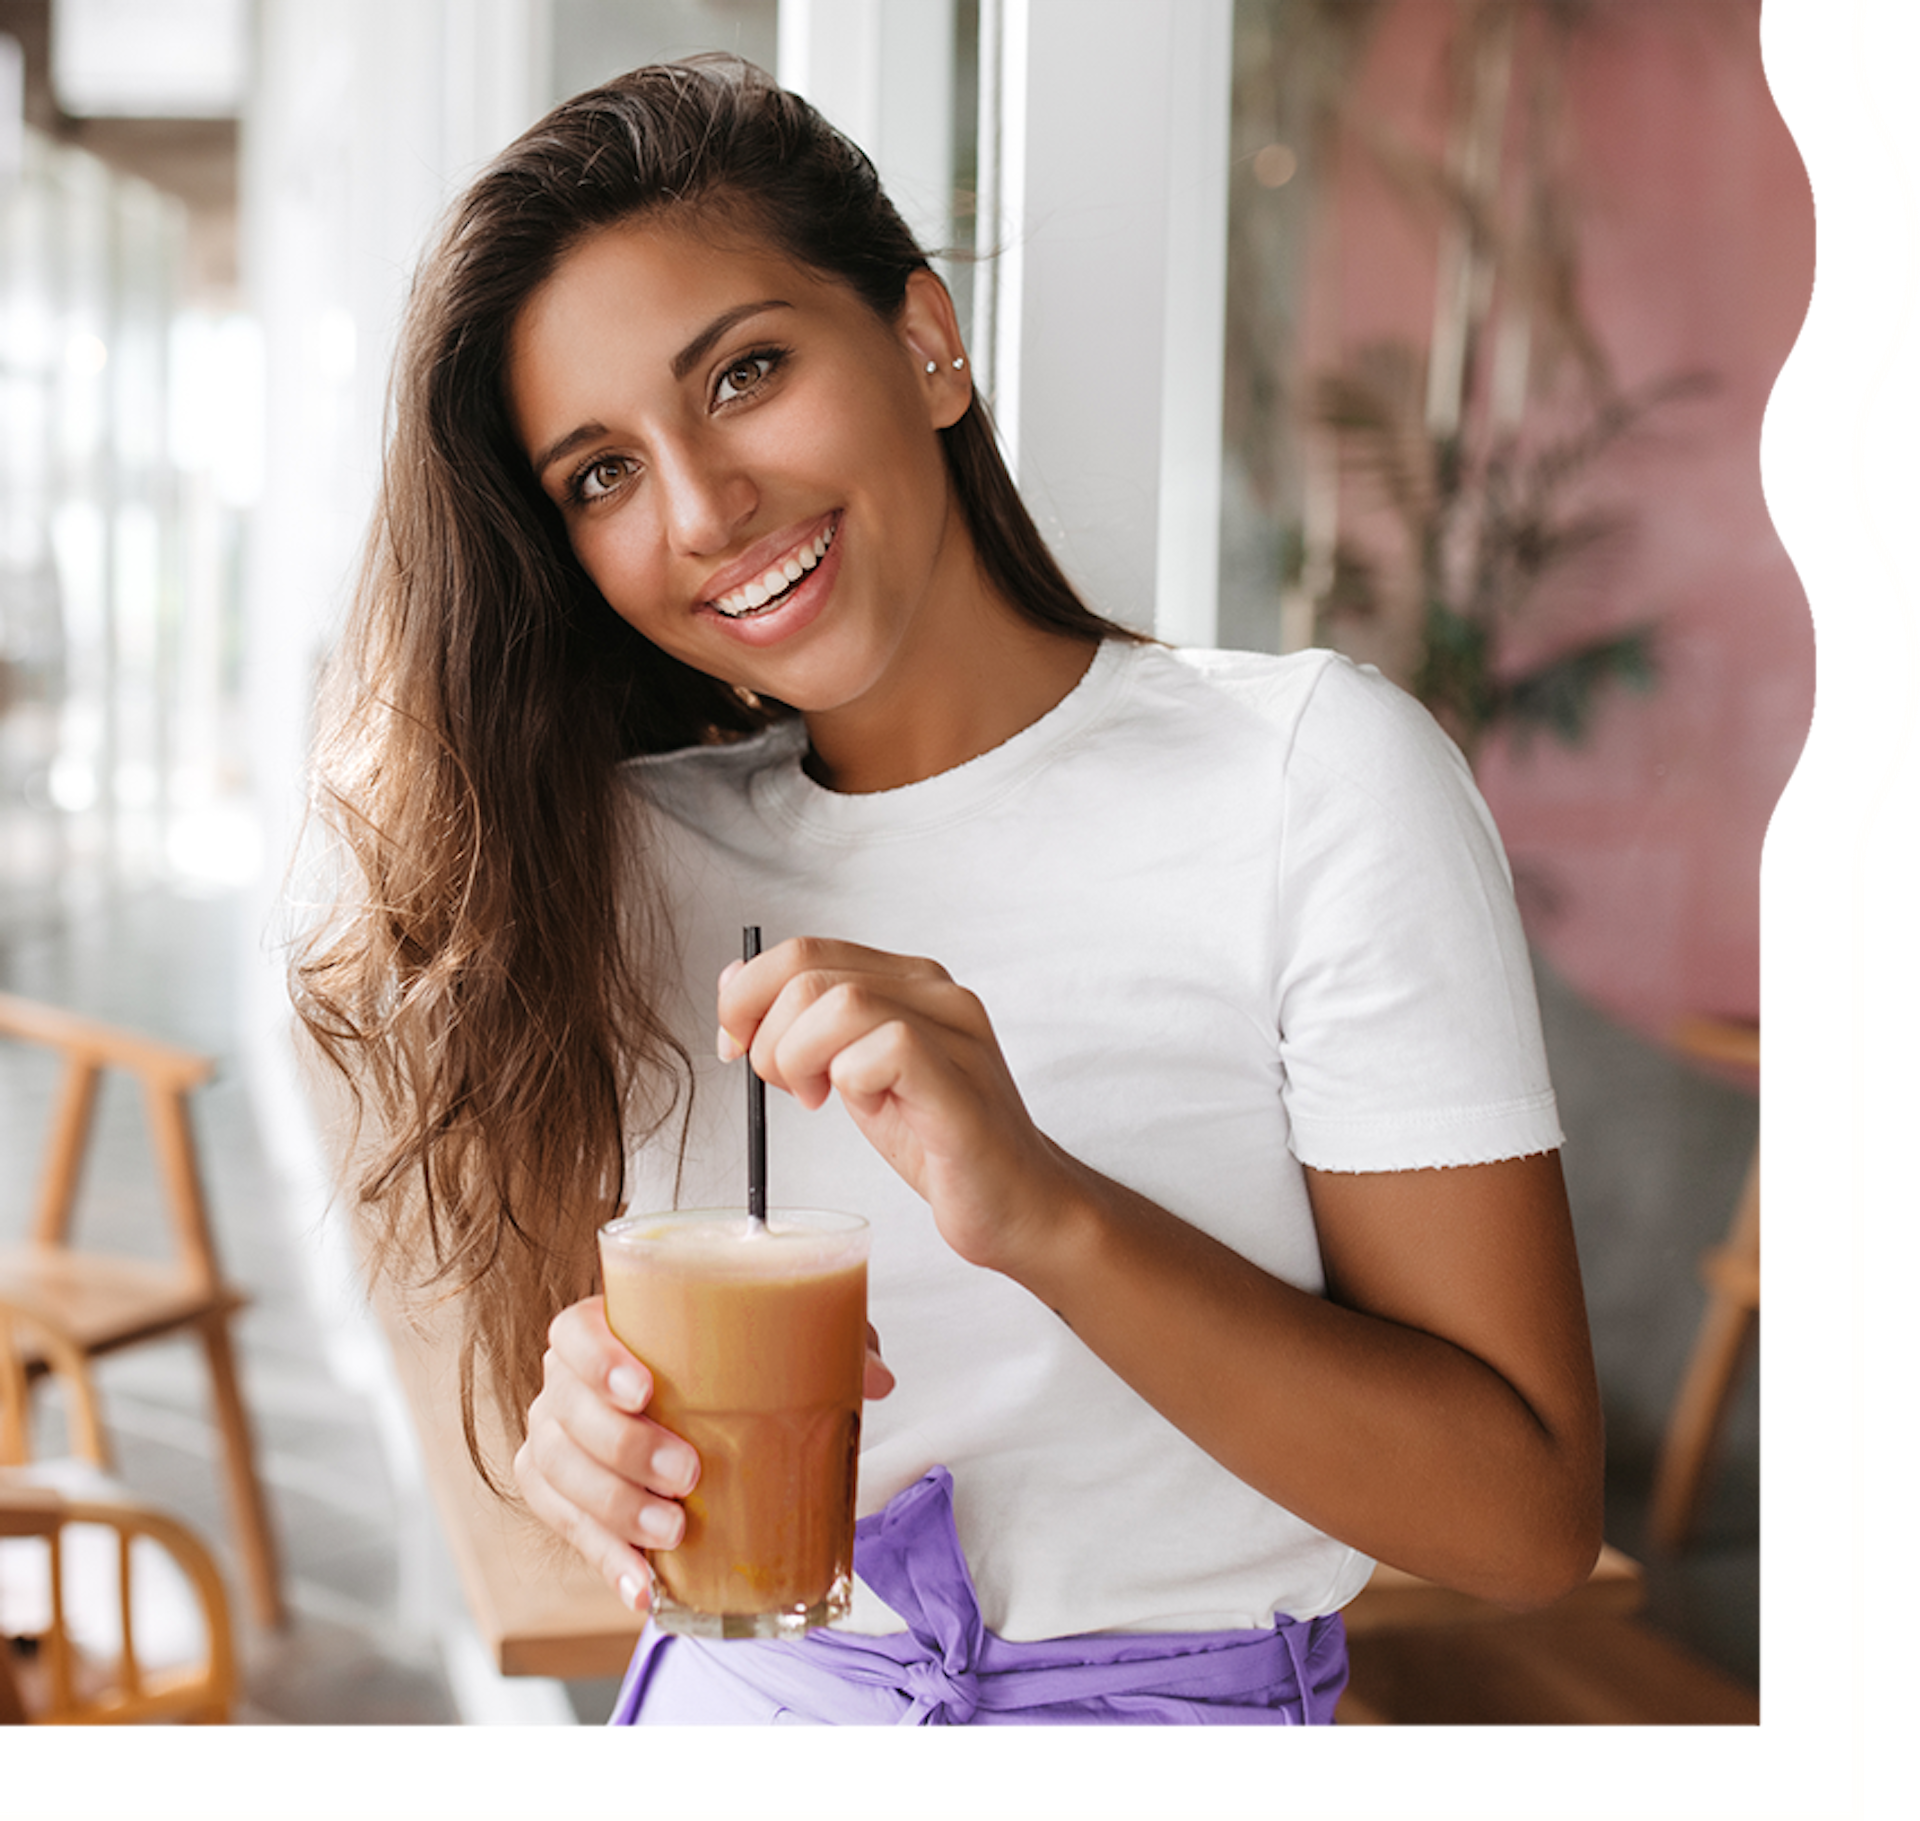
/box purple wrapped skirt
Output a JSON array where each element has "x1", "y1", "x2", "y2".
[{"x1": 609, "y1": 1467, "x2": 1348, "y2": 1725}]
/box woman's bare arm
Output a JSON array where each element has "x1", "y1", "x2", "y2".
[
  {"x1": 730, "y1": 937, "x2": 1605, "y2": 1609},
  {"x1": 1012, "y1": 1148, "x2": 1604, "y2": 1608}
]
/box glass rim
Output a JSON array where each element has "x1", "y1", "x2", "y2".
[{"x1": 599, "y1": 1205, "x2": 868, "y2": 1245}]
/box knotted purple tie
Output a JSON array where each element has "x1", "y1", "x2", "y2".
[{"x1": 612, "y1": 1466, "x2": 1348, "y2": 1726}]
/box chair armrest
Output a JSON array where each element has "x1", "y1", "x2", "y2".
[{"x1": 0, "y1": 995, "x2": 216, "y2": 1090}]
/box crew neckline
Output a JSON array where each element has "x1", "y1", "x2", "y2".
[{"x1": 754, "y1": 636, "x2": 1139, "y2": 842}]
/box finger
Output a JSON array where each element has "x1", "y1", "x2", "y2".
[
  {"x1": 514, "y1": 1436, "x2": 655, "y2": 1612},
  {"x1": 717, "y1": 958, "x2": 747, "y2": 1060},
  {"x1": 524, "y1": 1389, "x2": 695, "y2": 1543},
  {"x1": 547, "y1": 1296, "x2": 655, "y2": 1416},
  {"x1": 521, "y1": 1361, "x2": 699, "y2": 1604},
  {"x1": 535, "y1": 1301, "x2": 700, "y2": 1506},
  {"x1": 826, "y1": 1017, "x2": 914, "y2": 1108},
  {"x1": 759, "y1": 980, "x2": 905, "y2": 1109},
  {"x1": 718, "y1": 938, "x2": 949, "y2": 1059},
  {"x1": 864, "y1": 1323, "x2": 895, "y2": 1400},
  {"x1": 535, "y1": 1347, "x2": 700, "y2": 1496},
  {"x1": 757, "y1": 977, "x2": 987, "y2": 1107}
]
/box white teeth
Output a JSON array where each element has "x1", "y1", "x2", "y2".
[{"x1": 711, "y1": 522, "x2": 835, "y2": 617}]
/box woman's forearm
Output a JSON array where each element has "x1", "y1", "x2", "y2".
[
  {"x1": 1010, "y1": 1148, "x2": 1605, "y2": 1609},
  {"x1": 719, "y1": 938, "x2": 1605, "y2": 1609}
]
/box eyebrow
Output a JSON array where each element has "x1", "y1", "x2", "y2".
[
  {"x1": 529, "y1": 297, "x2": 795, "y2": 482},
  {"x1": 671, "y1": 298, "x2": 792, "y2": 381}
]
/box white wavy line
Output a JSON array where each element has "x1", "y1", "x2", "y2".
[
  {"x1": 1850, "y1": 7, "x2": 1912, "y2": 1137},
  {"x1": 1850, "y1": 3, "x2": 1912, "y2": 1152},
  {"x1": 1843, "y1": 10, "x2": 1904, "y2": 1767},
  {"x1": 1850, "y1": 5, "x2": 1912, "y2": 875}
]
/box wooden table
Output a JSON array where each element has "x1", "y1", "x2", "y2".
[
  {"x1": 376, "y1": 1298, "x2": 641, "y2": 1680},
  {"x1": 1341, "y1": 1544, "x2": 1643, "y2": 1635},
  {"x1": 377, "y1": 1275, "x2": 1642, "y2": 1681}
]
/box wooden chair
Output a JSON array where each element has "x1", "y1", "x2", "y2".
[
  {"x1": 0, "y1": 994, "x2": 284, "y2": 1627},
  {"x1": 1648, "y1": 1015, "x2": 1761, "y2": 1553},
  {"x1": 1, "y1": 1299, "x2": 239, "y2": 1722}
]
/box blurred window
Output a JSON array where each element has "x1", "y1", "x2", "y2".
[
  {"x1": 2, "y1": 129, "x2": 251, "y2": 891},
  {"x1": 1220, "y1": 0, "x2": 1323, "y2": 656}
]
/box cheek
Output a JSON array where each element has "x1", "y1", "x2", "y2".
[
  {"x1": 572, "y1": 518, "x2": 668, "y2": 627},
  {"x1": 796, "y1": 365, "x2": 929, "y2": 480}
]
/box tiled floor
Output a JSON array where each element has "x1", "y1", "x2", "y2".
[{"x1": 3, "y1": 845, "x2": 1758, "y2": 1724}]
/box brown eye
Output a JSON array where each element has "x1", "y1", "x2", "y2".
[
  {"x1": 571, "y1": 456, "x2": 633, "y2": 504},
  {"x1": 713, "y1": 350, "x2": 782, "y2": 406}
]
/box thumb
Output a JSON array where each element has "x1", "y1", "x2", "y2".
[{"x1": 864, "y1": 1324, "x2": 896, "y2": 1400}]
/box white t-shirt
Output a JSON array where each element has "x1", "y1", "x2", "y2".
[{"x1": 616, "y1": 640, "x2": 1562, "y2": 1641}]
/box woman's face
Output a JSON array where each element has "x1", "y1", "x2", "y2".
[{"x1": 509, "y1": 216, "x2": 974, "y2": 721}]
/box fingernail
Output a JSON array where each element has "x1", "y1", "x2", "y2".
[
  {"x1": 655, "y1": 1445, "x2": 698, "y2": 1494},
  {"x1": 719, "y1": 958, "x2": 744, "y2": 988},
  {"x1": 638, "y1": 1504, "x2": 682, "y2": 1547},
  {"x1": 617, "y1": 1572, "x2": 646, "y2": 1611},
  {"x1": 717, "y1": 1026, "x2": 743, "y2": 1062},
  {"x1": 608, "y1": 1366, "x2": 647, "y2": 1410}
]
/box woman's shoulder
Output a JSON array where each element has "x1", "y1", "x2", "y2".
[
  {"x1": 1123, "y1": 644, "x2": 1477, "y2": 832},
  {"x1": 1159, "y1": 642, "x2": 1346, "y2": 710},
  {"x1": 1136, "y1": 643, "x2": 1434, "y2": 753}
]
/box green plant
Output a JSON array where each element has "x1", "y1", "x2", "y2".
[
  {"x1": 1231, "y1": 0, "x2": 1714, "y2": 764},
  {"x1": 1315, "y1": 345, "x2": 1710, "y2": 761}
]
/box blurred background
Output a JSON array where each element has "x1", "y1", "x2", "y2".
[{"x1": 2, "y1": 0, "x2": 1803, "y2": 1726}]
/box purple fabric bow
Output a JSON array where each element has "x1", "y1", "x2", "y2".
[{"x1": 614, "y1": 1466, "x2": 1348, "y2": 1726}]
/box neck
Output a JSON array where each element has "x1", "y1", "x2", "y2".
[{"x1": 803, "y1": 606, "x2": 1099, "y2": 795}]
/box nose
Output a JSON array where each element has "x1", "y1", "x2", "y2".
[{"x1": 655, "y1": 433, "x2": 757, "y2": 557}]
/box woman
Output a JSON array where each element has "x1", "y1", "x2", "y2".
[{"x1": 294, "y1": 55, "x2": 1603, "y2": 1725}]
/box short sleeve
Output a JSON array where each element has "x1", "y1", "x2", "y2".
[{"x1": 1273, "y1": 658, "x2": 1563, "y2": 1172}]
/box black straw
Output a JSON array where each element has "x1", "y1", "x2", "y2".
[{"x1": 743, "y1": 925, "x2": 767, "y2": 1225}]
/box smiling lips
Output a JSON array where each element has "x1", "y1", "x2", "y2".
[{"x1": 708, "y1": 518, "x2": 838, "y2": 619}]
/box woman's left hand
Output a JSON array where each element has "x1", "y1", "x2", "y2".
[{"x1": 718, "y1": 937, "x2": 1073, "y2": 1275}]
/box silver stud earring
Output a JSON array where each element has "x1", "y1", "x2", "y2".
[
  {"x1": 924, "y1": 360, "x2": 938, "y2": 374},
  {"x1": 953, "y1": 356, "x2": 967, "y2": 370}
]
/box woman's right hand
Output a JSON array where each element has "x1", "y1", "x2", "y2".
[
  {"x1": 514, "y1": 1297, "x2": 897, "y2": 1611},
  {"x1": 513, "y1": 1295, "x2": 700, "y2": 1613}
]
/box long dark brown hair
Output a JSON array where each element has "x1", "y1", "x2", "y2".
[{"x1": 290, "y1": 55, "x2": 1137, "y2": 1488}]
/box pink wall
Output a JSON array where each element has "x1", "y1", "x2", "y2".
[{"x1": 1306, "y1": 1, "x2": 1813, "y2": 1040}]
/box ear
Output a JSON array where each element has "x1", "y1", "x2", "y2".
[{"x1": 898, "y1": 268, "x2": 974, "y2": 431}]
